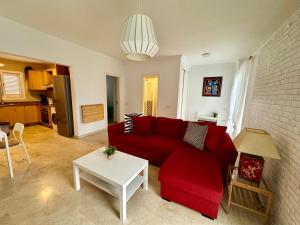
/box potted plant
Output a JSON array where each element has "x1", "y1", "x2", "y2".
[{"x1": 103, "y1": 146, "x2": 117, "y2": 159}]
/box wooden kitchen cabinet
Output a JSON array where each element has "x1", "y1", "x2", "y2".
[
  {"x1": 0, "y1": 103, "x2": 41, "y2": 126},
  {"x1": 42, "y1": 71, "x2": 53, "y2": 86},
  {"x1": 27, "y1": 70, "x2": 53, "y2": 90},
  {"x1": 0, "y1": 107, "x2": 15, "y2": 125},
  {"x1": 24, "y1": 105, "x2": 41, "y2": 124},
  {"x1": 14, "y1": 106, "x2": 26, "y2": 124},
  {"x1": 0, "y1": 106, "x2": 25, "y2": 126}
]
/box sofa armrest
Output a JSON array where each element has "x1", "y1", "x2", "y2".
[
  {"x1": 108, "y1": 122, "x2": 124, "y2": 145},
  {"x1": 215, "y1": 133, "x2": 238, "y2": 185}
]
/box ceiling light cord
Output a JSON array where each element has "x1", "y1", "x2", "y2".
[{"x1": 138, "y1": 0, "x2": 141, "y2": 13}]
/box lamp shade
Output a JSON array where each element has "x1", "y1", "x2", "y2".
[
  {"x1": 120, "y1": 14, "x2": 159, "y2": 61},
  {"x1": 234, "y1": 128, "x2": 281, "y2": 159}
]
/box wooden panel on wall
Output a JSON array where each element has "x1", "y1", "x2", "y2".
[{"x1": 81, "y1": 104, "x2": 104, "y2": 123}]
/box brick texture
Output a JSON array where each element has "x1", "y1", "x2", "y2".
[{"x1": 244, "y1": 9, "x2": 300, "y2": 225}]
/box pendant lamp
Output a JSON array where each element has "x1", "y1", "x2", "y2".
[{"x1": 120, "y1": 1, "x2": 159, "y2": 61}]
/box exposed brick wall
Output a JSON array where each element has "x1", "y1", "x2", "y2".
[{"x1": 243, "y1": 9, "x2": 300, "y2": 225}]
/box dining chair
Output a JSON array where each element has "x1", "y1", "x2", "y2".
[
  {"x1": 0, "y1": 130, "x2": 14, "y2": 178},
  {"x1": 12, "y1": 123, "x2": 32, "y2": 165}
]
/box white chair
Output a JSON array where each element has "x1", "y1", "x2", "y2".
[
  {"x1": 0, "y1": 130, "x2": 14, "y2": 178},
  {"x1": 0, "y1": 123, "x2": 31, "y2": 178},
  {"x1": 12, "y1": 123, "x2": 32, "y2": 165}
]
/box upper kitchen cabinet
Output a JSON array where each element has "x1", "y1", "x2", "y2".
[
  {"x1": 42, "y1": 71, "x2": 53, "y2": 86},
  {"x1": 27, "y1": 70, "x2": 53, "y2": 90}
]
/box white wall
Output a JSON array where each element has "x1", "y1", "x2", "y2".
[
  {"x1": 124, "y1": 56, "x2": 181, "y2": 118},
  {"x1": 186, "y1": 63, "x2": 237, "y2": 125},
  {"x1": 0, "y1": 16, "x2": 125, "y2": 137},
  {"x1": 243, "y1": 8, "x2": 300, "y2": 225}
]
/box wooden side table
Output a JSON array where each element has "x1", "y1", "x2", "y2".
[{"x1": 226, "y1": 165, "x2": 272, "y2": 225}]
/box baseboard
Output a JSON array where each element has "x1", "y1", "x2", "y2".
[{"x1": 74, "y1": 128, "x2": 107, "y2": 139}]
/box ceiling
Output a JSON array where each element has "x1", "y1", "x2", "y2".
[
  {"x1": 0, "y1": 0, "x2": 299, "y2": 65},
  {"x1": 0, "y1": 52, "x2": 47, "y2": 63}
]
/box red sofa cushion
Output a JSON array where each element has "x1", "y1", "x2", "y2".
[
  {"x1": 205, "y1": 125, "x2": 227, "y2": 153},
  {"x1": 154, "y1": 117, "x2": 183, "y2": 139},
  {"x1": 159, "y1": 148, "x2": 223, "y2": 204},
  {"x1": 215, "y1": 133, "x2": 238, "y2": 183},
  {"x1": 132, "y1": 116, "x2": 153, "y2": 135}
]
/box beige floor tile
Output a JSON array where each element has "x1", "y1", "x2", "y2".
[{"x1": 0, "y1": 126, "x2": 263, "y2": 225}]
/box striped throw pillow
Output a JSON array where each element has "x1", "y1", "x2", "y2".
[
  {"x1": 124, "y1": 113, "x2": 142, "y2": 133},
  {"x1": 183, "y1": 122, "x2": 208, "y2": 150}
]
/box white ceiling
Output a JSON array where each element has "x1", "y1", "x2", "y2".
[
  {"x1": 0, "y1": 52, "x2": 47, "y2": 63},
  {"x1": 0, "y1": 0, "x2": 299, "y2": 65}
]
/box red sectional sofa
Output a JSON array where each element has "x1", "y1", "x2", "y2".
[{"x1": 108, "y1": 116, "x2": 237, "y2": 219}]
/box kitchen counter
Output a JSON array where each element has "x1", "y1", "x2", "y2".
[
  {"x1": 0, "y1": 101, "x2": 41, "y2": 107},
  {"x1": 0, "y1": 102, "x2": 42, "y2": 127}
]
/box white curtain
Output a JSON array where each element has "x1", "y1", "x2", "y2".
[{"x1": 227, "y1": 58, "x2": 254, "y2": 138}]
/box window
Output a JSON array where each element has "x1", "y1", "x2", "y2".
[{"x1": 0, "y1": 71, "x2": 25, "y2": 100}]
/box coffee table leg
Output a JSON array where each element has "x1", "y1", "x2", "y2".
[
  {"x1": 120, "y1": 186, "x2": 126, "y2": 223},
  {"x1": 143, "y1": 164, "x2": 148, "y2": 190},
  {"x1": 73, "y1": 164, "x2": 80, "y2": 191}
]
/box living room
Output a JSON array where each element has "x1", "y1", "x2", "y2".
[{"x1": 0, "y1": 1, "x2": 299, "y2": 225}]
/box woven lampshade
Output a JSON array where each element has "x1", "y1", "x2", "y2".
[{"x1": 120, "y1": 14, "x2": 159, "y2": 61}]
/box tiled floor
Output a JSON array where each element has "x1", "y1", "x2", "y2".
[{"x1": 0, "y1": 126, "x2": 263, "y2": 225}]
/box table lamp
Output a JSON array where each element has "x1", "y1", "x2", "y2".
[{"x1": 233, "y1": 128, "x2": 281, "y2": 183}]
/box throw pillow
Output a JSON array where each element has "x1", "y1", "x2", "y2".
[
  {"x1": 183, "y1": 122, "x2": 208, "y2": 150},
  {"x1": 124, "y1": 113, "x2": 142, "y2": 133},
  {"x1": 132, "y1": 116, "x2": 153, "y2": 135}
]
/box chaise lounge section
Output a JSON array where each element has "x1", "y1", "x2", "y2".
[{"x1": 108, "y1": 116, "x2": 237, "y2": 219}]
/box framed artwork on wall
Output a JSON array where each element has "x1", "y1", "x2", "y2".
[{"x1": 202, "y1": 76, "x2": 223, "y2": 97}]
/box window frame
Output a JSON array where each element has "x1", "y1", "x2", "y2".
[{"x1": 0, "y1": 70, "x2": 26, "y2": 100}]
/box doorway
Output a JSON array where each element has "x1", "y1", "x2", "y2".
[
  {"x1": 143, "y1": 76, "x2": 158, "y2": 116},
  {"x1": 106, "y1": 75, "x2": 119, "y2": 124}
]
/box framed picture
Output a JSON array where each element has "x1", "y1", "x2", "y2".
[{"x1": 202, "y1": 76, "x2": 223, "y2": 97}]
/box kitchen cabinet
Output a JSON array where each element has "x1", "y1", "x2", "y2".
[
  {"x1": 27, "y1": 70, "x2": 53, "y2": 90},
  {"x1": 42, "y1": 71, "x2": 53, "y2": 86},
  {"x1": 24, "y1": 105, "x2": 41, "y2": 124},
  {"x1": 0, "y1": 103, "x2": 41, "y2": 126}
]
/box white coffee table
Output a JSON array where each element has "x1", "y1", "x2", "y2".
[{"x1": 72, "y1": 147, "x2": 148, "y2": 223}]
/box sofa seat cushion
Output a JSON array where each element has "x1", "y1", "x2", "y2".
[{"x1": 159, "y1": 148, "x2": 223, "y2": 204}]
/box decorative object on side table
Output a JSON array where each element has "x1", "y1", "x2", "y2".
[
  {"x1": 202, "y1": 77, "x2": 223, "y2": 97},
  {"x1": 103, "y1": 146, "x2": 117, "y2": 159}
]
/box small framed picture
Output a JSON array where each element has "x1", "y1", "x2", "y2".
[{"x1": 202, "y1": 77, "x2": 223, "y2": 97}]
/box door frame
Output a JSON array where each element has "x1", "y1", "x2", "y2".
[{"x1": 105, "y1": 74, "x2": 120, "y2": 124}]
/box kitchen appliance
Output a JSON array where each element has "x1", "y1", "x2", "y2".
[
  {"x1": 40, "y1": 105, "x2": 50, "y2": 125},
  {"x1": 53, "y1": 75, "x2": 74, "y2": 137},
  {"x1": 40, "y1": 94, "x2": 48, "y2": 105},
  {"x1": 50, "y1": 106, "x2": 57, "y2": 131},
  {"x1": 47, "y1": 97, "x2": 53, "y2": 106}
]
